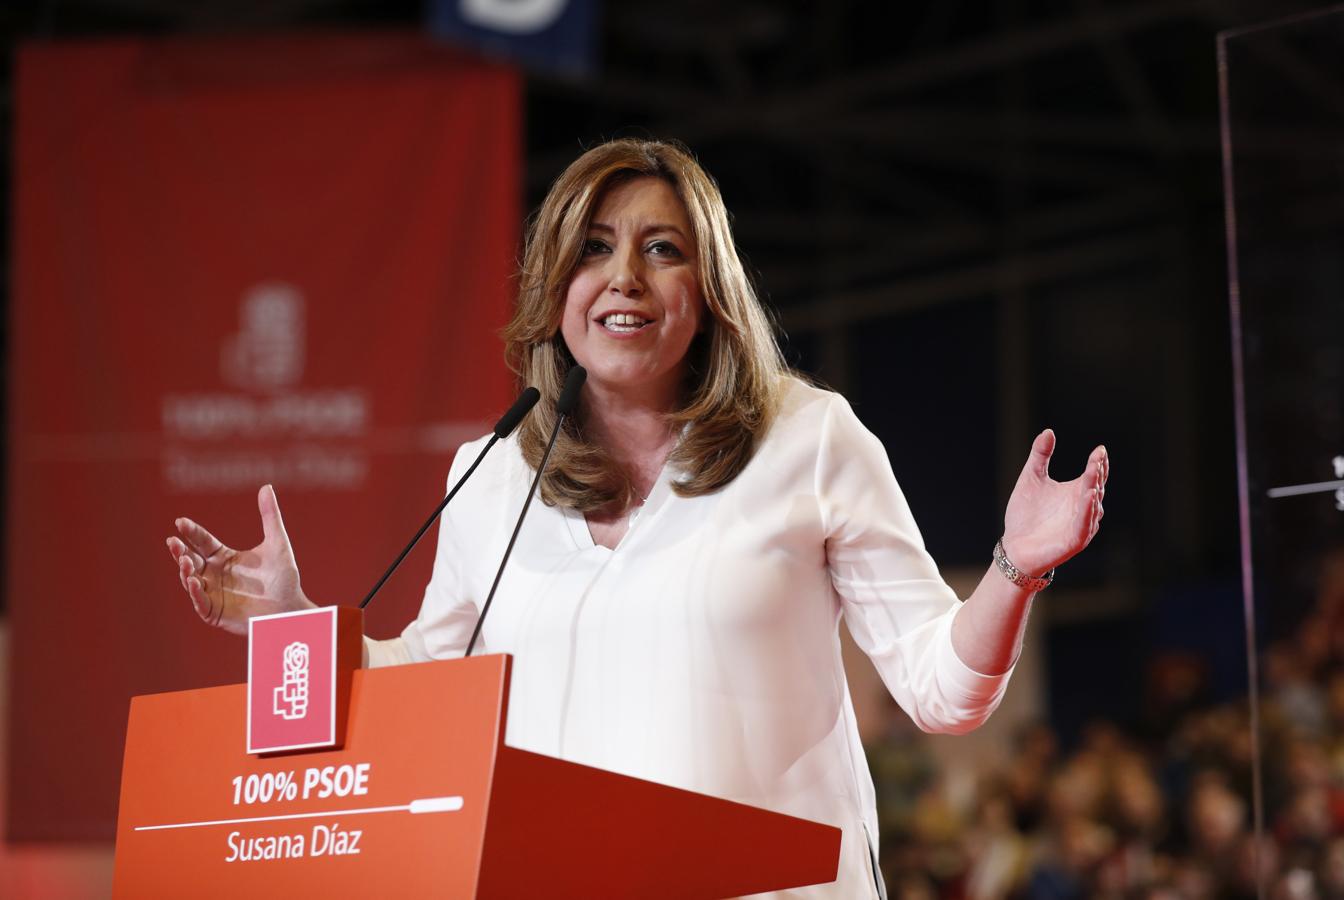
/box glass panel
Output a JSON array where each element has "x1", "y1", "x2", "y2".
[{"x1": 1221, "y1": 6, "x2": 1344, "y2": 895}]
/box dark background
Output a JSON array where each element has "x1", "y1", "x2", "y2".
[{"x1": 1, "y1": 0, "x2": 1333, "y2": 743}]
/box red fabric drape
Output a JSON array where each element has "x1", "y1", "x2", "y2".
[{"x1": 9, "y1": 33, "x2": 519, "y2": 839}]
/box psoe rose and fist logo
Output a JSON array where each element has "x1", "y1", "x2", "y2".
[
  {"x1": 160, "y1": 283, "x2": 371, "y2": 493},
  {"x1": 273, "y1": 641, "x2": 310, "y2": 721}
]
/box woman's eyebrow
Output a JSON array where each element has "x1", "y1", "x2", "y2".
[
  {"x1": 587, "y1": 222, "x2": 687, "y2": 239},
  {"x1": 644, "y1": 224, "x2": 688, "y2": 239}
]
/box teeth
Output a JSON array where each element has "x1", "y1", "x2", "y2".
[{"x1": 602, "y1": 313, "x2": 649, "y2": 331}]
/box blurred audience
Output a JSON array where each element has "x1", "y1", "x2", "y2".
[{"x1": 869, "y1": 550, "x2": 1344, "y2": 898}]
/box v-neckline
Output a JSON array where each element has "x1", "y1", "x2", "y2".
[{"x1": 563, "y1": 462, "x2": 673, "y2": 555}]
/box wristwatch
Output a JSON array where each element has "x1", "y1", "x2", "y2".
[{"x1": 993, "y1": 539, "x2": 1055, "y2": 593}]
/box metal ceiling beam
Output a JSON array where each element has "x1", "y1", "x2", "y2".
[
  {"x1": 526, "y1": 1, "x2": 1230, "y2": 184},
  {"x1": 752, "y1": 187, "x2": 1165, "y2": 296},
  {"x1": 816, "y1": 121, "x2": 1145, "y2": 188},
  {"x1": 778, "y1": 227, "x2": 1172, "y2": 331},
  {"x1": 1078, "y1": 0, "x2": 1182, "y2": 155},
  {"x1": 678, "y1": 0, "x2": 1215, "y2": 136}
]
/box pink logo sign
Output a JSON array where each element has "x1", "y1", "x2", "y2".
[{"x1": 248, "y1": 608, "x2": 338, "y2": 753}]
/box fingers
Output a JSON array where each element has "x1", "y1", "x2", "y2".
[
  {"x1": 1084, "y1": 469, "x2": 1105, "y2": 538},
  {"x1": 168, "y1": 533, "x2": 218, "y2": 625},
  {"x1": 175, "y1": 517, "x2": 224, "y2": 560},
  {"x1": 166, "y1": 536, "x2": 186, "y2": 582},
  {"x1": 168, "y1": 537, "x2": 204, "y2": 592},
  {"x1": 176, "y1": 551, "x2": 208, "y2": 600},
  {"x1": 170, "y1": 537, "x2": 209, "y2": 617},
  {"x1": 177, "y1": 550, "x2": 194, "y2": 592},
  {"x1": 1088, "y1": 444, "x2": 1106, "y2": 472},
  {"x1": 1027, "y1": 429, "x2": 1055, "y2": 479},
  {"x1": 169, "y1": 515, "x2": 245, "y2": 630},
  {"x1": 1071, "y1": 447, "x2": 1106, "y2": 543},
  {"x1": 168, "y1": 537, "x2": 202, "y2": 569},
  {"x1": 258, "y1": 484, "x2": 290, "y2": 547},
  {"x1": 1072, "y1": 446, "x2": 1108, "y2": 496},
  {"x1": 1096, "y1": 453, "x2": 1106, "y2": 525},
  {"x1": 186, "y1": 573, "x2": 219, "y2": 626}
]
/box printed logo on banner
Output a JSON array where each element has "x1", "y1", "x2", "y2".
[
  {"x1": 428, "y1": 0, "x2": 595, "y2": 76},
  {"x1": 160, "y1": 283, "x2": 371, "y2": 493},
  {"x1": 249, "y1": 609, "x2": 338, "y2": 753},
  {"x1": 222, "y1": 284, "x2": 305, "y2": 392}
]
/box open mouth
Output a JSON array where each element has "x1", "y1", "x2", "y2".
[{"x1": 600, "y1": 312, "x2": 653, "y2": 334}]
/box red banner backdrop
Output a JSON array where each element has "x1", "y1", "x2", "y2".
[{"x1": 8, "y1": 34, "x2": 519, "y2": 839}]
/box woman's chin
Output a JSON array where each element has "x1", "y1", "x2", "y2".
[
  {"x1": 583, "y1": 364, "x2": 650, "y2": 389},
  {"x1": 579, "y1": 363, "x2": 682, "y2": 402}
]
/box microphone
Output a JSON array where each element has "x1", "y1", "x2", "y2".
[
  {"x1": 465, "y1": 366, "x2": 586, "y2": 655},
  {"x1": 357, "y1": 387, "x2": 540, "y2": 610},
  {"x1": 556, "y1": 363, "x2": 585, "y2": 416},
  {"x1": 492, "y1": 387, "x2": 541, "y2": 440}
]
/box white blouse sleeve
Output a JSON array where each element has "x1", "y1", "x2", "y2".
[
  {"x1": 817, "y1": 393, "x2": 1013, "y2": 734},
  {"x1": 363, "y1": 437, "x2": 490, "y2": 668}
]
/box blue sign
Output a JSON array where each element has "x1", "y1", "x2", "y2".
[{"x1": 428, "y1": 0, "x2": 597, "y2": 77}]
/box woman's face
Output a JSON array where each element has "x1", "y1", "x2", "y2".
[{"x1": 560, "y1": 176, "x2": 705, "y2": 407}]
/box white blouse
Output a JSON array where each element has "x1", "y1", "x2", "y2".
[{"x1": 366, "y1": 378, "x2": 1014, "y2": 898}]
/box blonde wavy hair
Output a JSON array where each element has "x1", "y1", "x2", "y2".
[{"x1": 503, "y1": 138, "x2": 787, "y2": 512}]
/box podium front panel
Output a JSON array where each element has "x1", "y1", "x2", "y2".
[{"x1": 113, "y1": 656, "x2": 511, "y2": 897}]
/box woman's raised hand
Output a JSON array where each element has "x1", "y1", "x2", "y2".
[
  {"x1": 1001, "y1": 429, "x2": 1109, "y2": 577},
  {"x1": 165, "y1": 484, "x2": 314, "y2": 635}
]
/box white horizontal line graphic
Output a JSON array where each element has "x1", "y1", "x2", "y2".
[
  {"x1": 1266, "y1": 479, "x2": 1344, "y2": 498},
  {"x1": 20, "y1": 421, "x2": 490, "y2": 463},
  {"x1": 134, "y1": 796, "x2": 464, "y2": 832}
]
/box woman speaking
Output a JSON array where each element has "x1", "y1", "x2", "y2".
[{"x1": 166, "y1": 139, "x2": 1108, "y2": 898}]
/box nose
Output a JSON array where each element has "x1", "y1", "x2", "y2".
[{"x1": 607, "y1": 248, "x2": 644, "y2": 297}]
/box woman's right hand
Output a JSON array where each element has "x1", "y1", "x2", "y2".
[{"x1": 166, "y1": 484, "x2": 314, "y2": 635}]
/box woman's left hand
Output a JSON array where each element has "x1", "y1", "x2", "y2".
[{"x1": 1000, "y1": 429, "x2": 1108, "y2": 576}]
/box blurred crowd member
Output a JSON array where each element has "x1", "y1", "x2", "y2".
[
  {"x1": 1138, "y1": 653, "x2": 1211, "y2": 748},
  {"x1": 963, "y1": 786, "x2": 1030, "y2": 899},
  {"x1": 1266, "y1": 643, "x2": 1328, "y2": 736},
  {"x1": 1006, "y1": 723, "x2": 1059, "y2": 834}
]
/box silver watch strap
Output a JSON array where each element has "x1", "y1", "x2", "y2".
[{"x1": 993, "y1": 539, "x2": 1054, "y2": 592}]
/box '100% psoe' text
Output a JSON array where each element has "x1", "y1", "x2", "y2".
[{"x1": 231, "y1": 764, "x2": 371, "y2": 805}]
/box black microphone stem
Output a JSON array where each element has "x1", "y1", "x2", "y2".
[
  {"x1": 464, "y1": 415, "x2": 565, "y2": 656},
  {"x1": 357, "y1": 434, "x2": 498, "y2": 610},
  {"x1": 356, "y1": 384, "x2": 539, "y2": 612},
  {"x1": 465, "y1": 367, "x2": 582, "y2": 656}
]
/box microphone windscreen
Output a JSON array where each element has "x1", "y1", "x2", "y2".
[
  {"x1": 556, "y1": 366, "x2": 587, "y2": 416},
  {"x1": 493, "y1": 387, "x2": 541, "y2": 438}
]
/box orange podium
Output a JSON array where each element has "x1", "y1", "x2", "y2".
[{"x1": 113, "y1": 654, "x2": 842, "y2": 897}]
